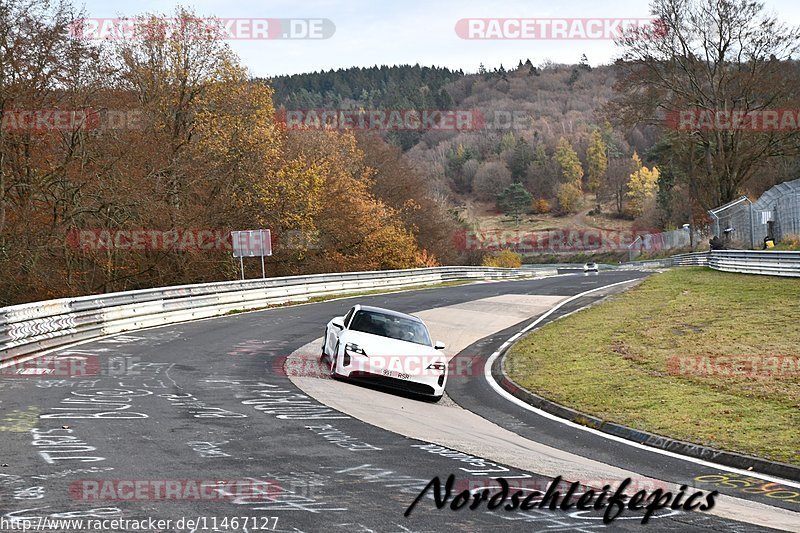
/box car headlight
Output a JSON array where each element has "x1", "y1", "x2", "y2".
[
  {"x1": 426, "y1": 361, "x2": 446, "y2": 371},
  {"x1": 344, "y1": 343, "x2": 367, "y2": 356}
]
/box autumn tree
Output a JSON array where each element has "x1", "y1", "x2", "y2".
[
  {"x1": 269, "y1": 130, "x2": 421, "y2": 274},
  {"x1": 114, "y1": 8, "x2": 243, "y2": 222},
  {"x1": 0, "y1": 0, "x2": 444, "y2": 304},
  {"x1": 445, "y1": 143, "x2": 477, "y2": 192},
  {"x1": 89, "y1": 9, "x2": 284, "y2": 287},
  {"x1": 0, "y1": 0, "x2": 104, "y2": 302},
  {"x1": 554, "y1": 137, "x2": 584, "y2": 185},
  {"x1": 606, "y1": 157, "x2": 635, "y2": 216},
  {"x1": 356, "y1": 133, "x2": 458, "y2": 265},
  {"x1": 482, "y1": 249, "x2": 522, "y2": 268},
  {"x1": 611, "y1": 0, "x2": 800, "y2": 208},
  {"x1": 626, "y1": 152, "x2": 660, "y2": 217},
  {"x1": 461, "y1": 159, "x2": 479, "y2": 192},
  {"x1": 473, "y1": 161, "x2": 513, "y2": 201},
  {"x1": 557, "y1": 182, "x2": 583, "y2": 214},
  {"x1": 586, "y1": 129, "x2": 608, "y2": 209},
  {"x1": 532, "y1": 198, "x2": 551, "y2": 214},
  {"x1": 497, "y1": 132, "x2": 517, "y2": 153},
  {"x1": 524, "y1": 144, "x2": 560, "y2": 199}
]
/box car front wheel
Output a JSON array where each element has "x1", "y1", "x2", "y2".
[{"x1": 329, "y1": 342, "x2": 340, "y2": 379}]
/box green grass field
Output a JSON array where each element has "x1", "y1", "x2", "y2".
[{"x1": 505, "y1": 267, "x2": 800, "y2": 465}]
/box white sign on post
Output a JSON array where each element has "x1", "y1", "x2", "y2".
[{"x1": 231, "y1": 229, "x2": 272, "y2": 279}]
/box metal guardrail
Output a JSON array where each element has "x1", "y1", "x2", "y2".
[
  {"x1": 3, "y1": 249, "x2": 796, "y2": 365},
  {"x1": 620, "y1": 250, "x2": 800, "y2": 275},
  {"x1": 618, "y1": 259, "x2": 671, "y2": 269},
  {"x1": 521, "y1": 263, "x2": 607, "y2": 270},
  {"x1": 653, "y1": 250, "x2": 800, "y2": 275},
  {"x1": 0, "y1": 266, "x2": 547, "y2": 363},
  {"x1": 669, "y1": 252, "x2": 710, "y2": 266},
  {"x1": 706, "y1": 250, "x2": 800, "y2": 277}
]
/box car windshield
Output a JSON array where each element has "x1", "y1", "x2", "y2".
[{"x1": 349, "y1": 310, "x2": 432, "y2": 346}]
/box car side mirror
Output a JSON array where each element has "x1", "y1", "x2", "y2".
[
  {"x1": 434, "y1": 341, "x2": 445, "y2": 350},
  {"x1": 332, "y1": 317, "x2": 345, "y2": 330}
]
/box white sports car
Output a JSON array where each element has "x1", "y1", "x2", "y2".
[{"x1": 321, "y1": 304, "x2": 447, "y2": 401}]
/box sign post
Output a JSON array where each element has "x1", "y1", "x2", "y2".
[{"x1": 231, "y1": 229, "x2": 272, "y2": 280}]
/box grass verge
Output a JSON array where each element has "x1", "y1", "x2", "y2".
[{"x1": 505, "y1": 267, "x2": 800, "y2": 465}]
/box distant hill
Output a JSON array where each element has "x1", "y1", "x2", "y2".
[
  {"x1": 265, "y1": 61, "x2": 657, "y2": 203},
  {"x1": 267, "y1": 64, "x2": 464, "y2": 110},
  {"x1": 265, "y1": 60, "x2": 790, "y2": 228},
  {"x1": 400, "y1": 62, "x2": 658, "y2": 201}
]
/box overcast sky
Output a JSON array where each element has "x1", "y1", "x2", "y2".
[{"x1": 76, "y1": 0, "x2": 800, "y2": 77}]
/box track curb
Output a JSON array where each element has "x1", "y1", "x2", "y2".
[{"x1": 491, "y1": 328, "x2": 800, "y2": 482}]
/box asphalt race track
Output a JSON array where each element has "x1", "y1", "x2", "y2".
[{"x1": 1, "y1": 271, "x2": 798, "y2": 532}]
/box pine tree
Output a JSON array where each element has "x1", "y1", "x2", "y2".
[
  {"x1": 509, "y1": 138, "x2": 534, "y2": 181},
  {"x1": 496, "y1": 183, "x2": 532, "y2": 224}
]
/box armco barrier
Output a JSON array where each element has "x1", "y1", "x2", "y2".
[
  {"x1": 620, "y1": 249, "x2": 800, "y2": 275},
  {"x1": 0, "y1": 267, "x2": 546, "y2": 363},
  {"x1": 707, "y1": 250, "x2": 800, "y2": 277},
  {"x1": 669, "y1": 252, "x2": 710, "y2": 266},
  {"x1": 664, "y1": 250, "x2": 800, "y2": 275},
  {"x1": 520, "y1": 250, "x2": 799, "y2": 274},
  {"x1": 4, "y1": 250, "x2": 796, "y2": 364},
  {"x1": 618, "y1": 259, "x2": 670, "y2": 270}
]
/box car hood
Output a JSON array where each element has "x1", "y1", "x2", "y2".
[{"x1": 341, "y1": 330, "x2": 440, "y2": 357}]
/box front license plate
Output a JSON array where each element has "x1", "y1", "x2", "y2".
[{"x1": 382, "y1": 369, "x2": 410, "y2": 380}]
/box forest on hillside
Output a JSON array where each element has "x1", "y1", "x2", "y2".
[
  {"x1": 270, "y1": 57, "x2": 800, "y2": 229},
  {"x1": 3, "y1": 0, "x2": 800, "y2": 305},
  {"x1": 0, "y1": 4, "x2": 459, "y2": 305}
]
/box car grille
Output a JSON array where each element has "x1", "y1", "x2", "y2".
[{"x1": 348, "y1": 372, "x2": 437, "y2": 396}]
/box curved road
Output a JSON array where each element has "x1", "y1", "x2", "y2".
[{"x1": 1, "y1": 272, "x2": 797, "y2": 532}]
